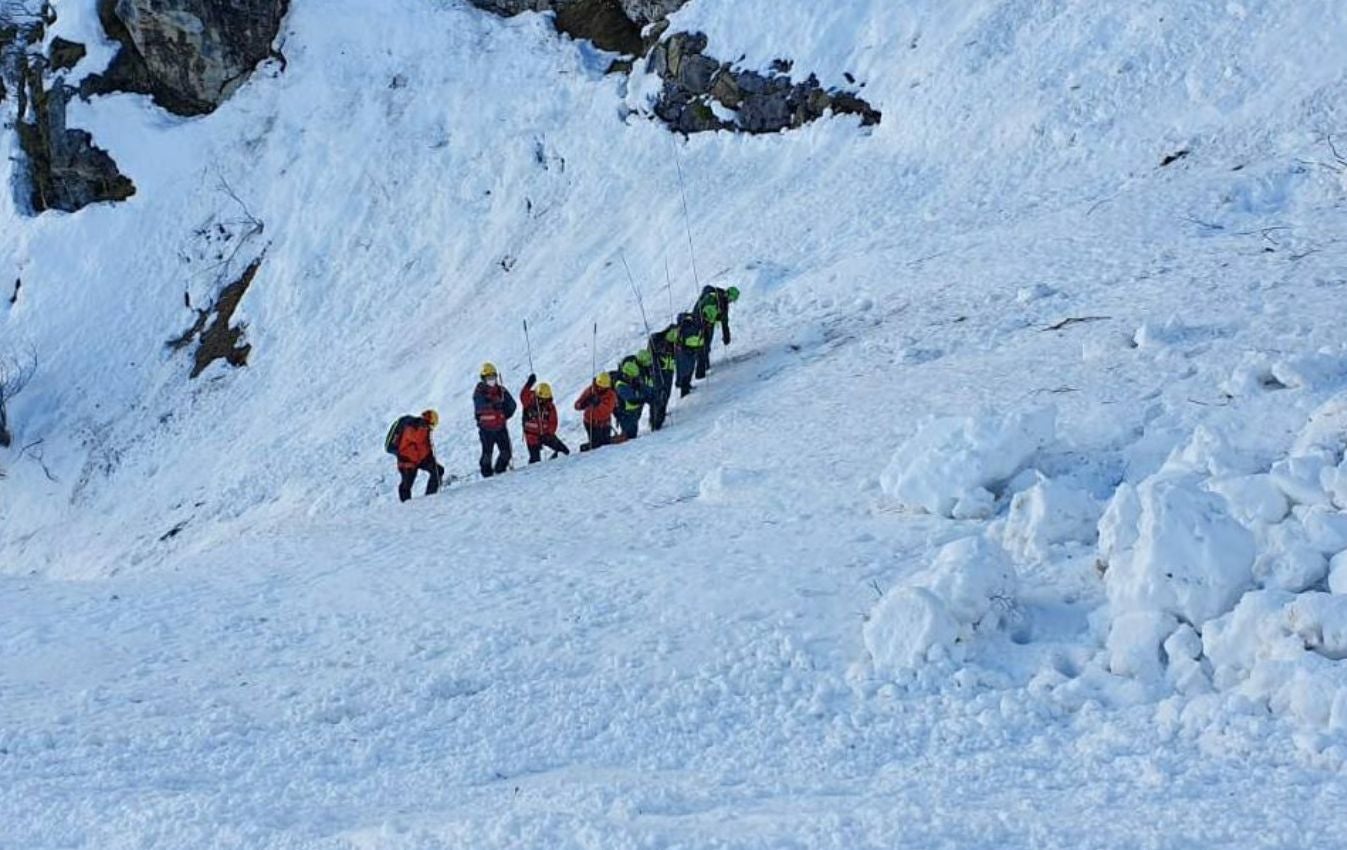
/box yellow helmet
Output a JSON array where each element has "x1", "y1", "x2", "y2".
[
  {"x1": 480, "y1": 362, "x2": 498, "y2": 378},
  {"x1": 595, "y1": 372, "x2": 612, "y2": 389},
  {"x1": 421, "y1": 409, "x2": 440, "y2": 428},
  {"x1": 537, "y1": 382, "x2": 553, "y2": 400}
]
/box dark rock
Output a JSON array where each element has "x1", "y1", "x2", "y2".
[
  {"x1": 48, "y1": 37, "x2": 86, "y2": 72},
  {"x1": 554, "y1": 0, "x2": 642, "y2": 55},
  {"x1": 84, "y1": 0, "x2": 288, "y2": 116},
  {"x1": 649, "y1": 30, "x2": 882, "y2": 135},
  {"x1": 618, "y1": 0, "x2": 688, "y2": 25},
  {"x1": 16, "y1": 75, "x2": 136, "y2": 213},
  {"x1": 167, "y1": 256, "x2": 261, "y2": 378},
  {"x1": 469, "y1": 0, "x2": 644, "y2": 55}
]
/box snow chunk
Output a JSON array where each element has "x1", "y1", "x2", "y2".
[
  {"x1": 1002, "y1": 476, "x2": 1101, "y2": 561},
  {"x1": 1209, "y1": 474, "x2": 1290, "y2": 525},
  {"x1": 1106, "y1": 610, "x2": 1176, "y2": 682},
  {"x1": 1329, "y1": 551, "x2": 1347, "y2": 594},
  {"x1": 1269, "y1": 453, "x2": 1334, "y2": 508},
  {"x1": 1286, "y1": 593, "x2": 1347, "y2": 660},
  {"x1": 1202, "y1": 589, "x2": 1297, "y2": 688},
  {"x1": 864, "y1": 537, "x2": 1017, "y2": 676},
  {"x1": 880, "y1": 407, "x2": 1056, "y2": 519},
  {"x1": 1101, "y1": 472, "x2": 1255, "y2": 624},
  {"x1": 1321, "y1": 457, "x2": 1347, "y2": 510},
  {"x1": 863, "y1": 587, "x2": 959, "y2": 676}
]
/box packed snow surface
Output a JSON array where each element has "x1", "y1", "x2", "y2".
[{"x1": 5, "y1": 0, "x2": 1347, "y2": 846}]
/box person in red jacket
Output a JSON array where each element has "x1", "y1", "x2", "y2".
[
  {"x1": 473, "y1": 361, "x2": 517, "y2": 478},
  {"x1": 520, "y1": 374, "x2": 570, "y2": 463},
  {"x1": 392, "y1": 409, "x2": 442, "y2": 502},
  {"x1": 575, "y1": 372, "x2": 617, "y2": 451}
]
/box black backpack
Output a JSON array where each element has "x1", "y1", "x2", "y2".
[{"x1": 384, "y1": 415, "x2": 417, "y2": 455}]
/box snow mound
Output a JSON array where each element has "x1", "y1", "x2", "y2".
[
  {"x1": 1002, "y1": 475, "x2": 1101, "y2": 562},
  {"x1": 864, "y1": 536, "x2": 1017, "y2": 677},
  {"x1": 880, "y1": 407, "x2": 1056, "y2": 519}
]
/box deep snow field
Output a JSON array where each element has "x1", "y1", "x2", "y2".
[{"x1": 4, "y1": 0, "x2": 1347, "y2": 846}]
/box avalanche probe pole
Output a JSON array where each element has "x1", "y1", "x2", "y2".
[
  {"x1": 588, "y1": 321, "x2": 598, "y2": 449},
  {"x1": 669, "y1": 134, "x2": 702, "y2": 293},
  {"x1": 664, "y1": 257, "x2": 677, "y2": 324},
  {"x1": 523, "y1": 319, "x2": 544, "y2": 459},
  {"x1": 621, "y1": 251, "x2": 665, "y2": 429}
]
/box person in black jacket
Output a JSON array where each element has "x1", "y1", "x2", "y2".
[
  {"x1": 472, "y1": 362, "x2": 517, "y2": 477},
  {"x1": 692, "y1": 284, "x2": 739, "y2": 379}
]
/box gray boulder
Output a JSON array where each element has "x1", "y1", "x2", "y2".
[{"x1": 84, "y1": 0, "x2": 288, "y2": 116}]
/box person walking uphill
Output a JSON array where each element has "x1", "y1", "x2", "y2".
[
  {"x1": 613, "y1": 355, "x2": 648, "y2": 442},
  {"x1": 575, "y1": 372, "x2": 617, "y2": 451},
  {"x1": 520, "y1": 374, "x2": 570, "y2": 463},
  {"x1": 473, "y1": 362, "x2": 517, "y2": 477},
  {"x1": 637, "y1": 346, "x2": 671, "y2": 431},
  {"x1": 673, "y1": 310, "x2": 704, "y2": 397},
  {"x1": 387, "y1": 409, "x2": 443, "y2": 502},
  {"x1": 693, "y1": 284, "x2": 740, "y2": 379}
]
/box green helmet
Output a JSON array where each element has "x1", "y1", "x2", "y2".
[
  {"x1": 621, "y1": 359, "x2": 640, "y2": 379},
  {"x1": 726, "y1": 286, "x2": 740, "y2": 302},
  {"x1": 636, "y1": 348, "x2": 653, "y2": 367}
]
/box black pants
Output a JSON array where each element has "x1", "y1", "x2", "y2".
[
  {"x1": 675, "y1": 349, "x2": 697, "y2": 393},
  {"x1": 398, "y1": 457, "x2": 442, "y2": 502},
  {"x1": 479, "y1": 429, "x2": 512, "y2": 477},
  {"x1": 526, "y1": 434, "x2": 570, "y2": 463},
  {"x1": 580, "y1": 424, "x2": 613, "y2": 451},
  {"x1": 616, "y1": 410, "x2": 641, "y2": 440},
  {"x1": 649, "y1": 371, "x2": 673, "y2": 430},
  {"x1": 694, "y1": 344, "x2": 711, "y2": 379}
]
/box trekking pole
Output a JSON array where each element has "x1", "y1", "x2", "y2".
[
  {"x1": 669, "y1": 134, "x2": 702, "y2": 291},
  {"x1": 523, "y1": 319, "x2": 544, "y2": 458}
]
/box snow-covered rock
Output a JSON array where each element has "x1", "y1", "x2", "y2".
[{"x1": 880, "y1": 407, "x2": 1056, "y2": 519}]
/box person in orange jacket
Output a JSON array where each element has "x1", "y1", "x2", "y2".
[
  {"x1": 575, "y1": 372, "x2": 617, "y2": 451},
  {"x1": 520, "y1": 374, "x2": 570, "y2": 463},
  {"x1": 387, "y1": 409, "x2": 442, "y2": 502}
]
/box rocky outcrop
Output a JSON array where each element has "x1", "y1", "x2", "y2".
[
  {"x1": 617, "y1": 0, "x2": 687, "y2": 26},
  {"x1": 47, "y1": 37, "x2": 85, "y2": 72},
  {"x1": 16, "y1": 77, "x2": 136, "y2": 212},
  {"x1": 467, "y1": 0, "x2": 644, "y2": 56},
  {"x1": 168, "y1": 256, "x2": 260, "y2": 378},
  {"x1": 2, "y1": 6, "x2": 134, "y2": 213},
  {"x1": 83, "y1": 0, "x2": 289, "y2": 117},
  {"x1": 468, "y1": 1, "x2": 880, "y2": 136},
  {"x1": 648, "y1": 32, "x2": 881, "y2": 135}
]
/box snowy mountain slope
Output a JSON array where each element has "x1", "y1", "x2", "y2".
[{"x1": 3, "y1": 0, "x2": 1347, "y2": 846}]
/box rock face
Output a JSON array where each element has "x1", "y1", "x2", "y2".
[
  {"x1": 617, "y1": 0, "x2": 687, "y2": 26},
  {"x1": 1, "y1": 7, "x2": 135, "y2": 213},
  {"x1": 467, "y1": 0, "x2": 645, "y2": 56},
  {"x1": 648, "y1": 32, "x2": 881, "y2": 134},
  {"x1": 17, "y1": 81, "x2": 136, "y2": 212},
  {"x1": 84, "y1": 0, "x2": 289, "y2": 116}
]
